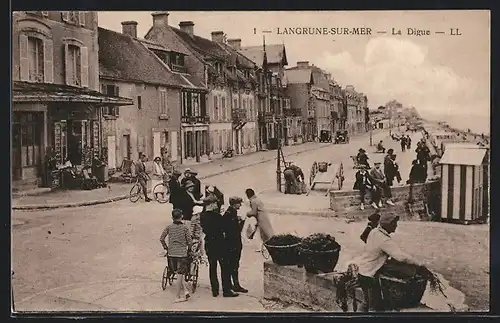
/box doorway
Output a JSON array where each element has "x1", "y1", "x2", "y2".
[
  {"x1": 121, "y1": 134, "x2": 131, "y2": 160},
  {"x1": 12, "y1": 112, "x2": 43, "y2": 181}
]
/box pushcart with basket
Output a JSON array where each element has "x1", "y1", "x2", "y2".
[
  {"x1": 161, "y1": 244, "x2": 205, "y2": 292},
  {"x1": 307, "y1": 161, "x2": 345, "y2": 195}
]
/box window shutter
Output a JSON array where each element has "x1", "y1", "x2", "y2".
[
  {"x1": 114, "y1": 86, "x2": 120, "y2": 116},
  {"x1": 80, "y1": 46, "x2": 89, "y2": 87},
  {"x1": 61, "y1": 11, "x2": 69, "y2": 22},
  {"x1": 64, "y1": 43, "x2": 71, "y2": 85},
  {"x1": 164, "y1": 91, "x2": 168, "y2": 116},
  {"x1": 78, "y1": 11, "x2": 85, "y2": 26},
  {"x1": 101, "y1": 84, "x2": 108, "y2": 115},
  {"x1": 19, "y1": 34, "x2": 29, "y2": 81},
  {"x1": 43, "y1": 39, "x2": 54, "y2": 83}
]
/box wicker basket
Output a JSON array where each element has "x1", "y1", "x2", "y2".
[
  {"x1": 379, "y1": 275, "x2": 428, "y2": 309},
  {"x1": 264, "y1": 242, "x2": 301, "y2": 266},
  {"x1": 297, "y1": 246, "x2": 341, "y2": 274}
]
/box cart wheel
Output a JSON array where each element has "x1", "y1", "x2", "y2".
[
  {"x1": 191, "y1": 263, "x2": 199, "y2": 293},
  {"x1": 161, "y1": 266, "x2": 169, "y2": 290},
  {"x1": 261, "y1": 243, "x2": 270, "y2": 260},
  {"x1": 154, "y1": 183, "x2": 170, "y2": 204},
  {"x1": 129, "y1": 183, "x2": 142, "y2": 203}
]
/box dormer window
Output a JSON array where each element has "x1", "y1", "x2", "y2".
[{"x1": 169, "y1": 52, "x2": 186, "y2": 73}]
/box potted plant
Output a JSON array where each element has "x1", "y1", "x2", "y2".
[
  {"x1": 264, "y1": 234, "x2": 302, "y2": 266},
  {"x1": 298, "y1": 233, "x2": 341, "y2": 274}
]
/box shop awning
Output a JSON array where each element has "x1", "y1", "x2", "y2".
[{"x1": 13, "y1": 81, "x2": 134, "y2": 106}]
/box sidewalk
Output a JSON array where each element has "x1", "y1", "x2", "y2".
[{"x1": 12, "y1": 140, "x2": 335, "y2": 210}]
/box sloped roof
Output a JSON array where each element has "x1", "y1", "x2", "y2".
[
  {"x1": 98, "y1": 27, "x2": 186, "y2": 87},
  {"x1": 285, "y1": 69, "x2": 313, "y2": 84},
  {"x1": 171, "y1": 27, "x2": 228, "y2": 60},
  {"x1": 439, "y1": 147, "x2": 487, "y2": 166},
  {"x1": 144, "y1": 27, "x2": 192, "y2": 56},
  {"x1": 240, "y1": 44, "x2": 287, "y2": 67}
]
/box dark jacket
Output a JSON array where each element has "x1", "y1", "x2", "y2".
[
  {"x1": 222, "y1": 206, "x2": 244, "y2": 250},
  {"x1": 200, "y1": 210, "x2": 225, "y2": 257},
  {"x1": 180, "y1": 190, "x2": 203, "y2": 220},
  {"x1": 384, "y1": 155, "x2": 397, "y2": 177},
  {"x1": 168, "y1": 177, "x2": 183, "y2": 206},
  {"x1": 356, "y1": 152, "x2": 370, "y2": 167},
  {"x1": 204, "y1": 186, "x2": 225, "y2": 212},
  {"x1": 353, "y1": 170, "x2": 374, "y2": 190},
  {"x1": 181, "y1": 176, "x2": 202, "y2": 200}
]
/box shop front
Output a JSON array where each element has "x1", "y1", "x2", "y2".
[{"x1": 12, "y1": 81, "x2": 133, "y2": 190}]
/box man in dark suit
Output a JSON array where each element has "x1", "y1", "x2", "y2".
[
  {"x1": 188, "y1": 169, "x2": 202, "y2": 200},
  {"x1": 222, "y1": 196, "x2": 248, "y2": 293},
  {"x1": 135, "y1": 153, "x2": 151, "y2": 202},
  {"x1": 384, "y1": 149, "x2": 397, "y2": 187},
  {"x1": 168, "y1": 169, "x2": 183, "y2": 210},
  {"x1": 200, "y1": 198, "x2": 238, "y2": 298}
]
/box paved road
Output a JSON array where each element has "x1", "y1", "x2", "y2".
[{"x1": 12, "y1": 129, "x2": 426, "y2": 312}]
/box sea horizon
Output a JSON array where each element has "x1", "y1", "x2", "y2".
[{"x1": 421, "y1": 112, "x2": 490, "y2": 136}]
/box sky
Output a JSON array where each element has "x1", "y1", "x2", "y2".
[{"x1": 98, "y1": 11, "x2": 490, "y2": 121}]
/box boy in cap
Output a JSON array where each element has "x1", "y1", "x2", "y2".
[
  {"x1": 160, "y1": 209, "x2": 193, "y2": 303},
  {"x1": 222, "y1": 196, "x2": 248, "y2": 293},
  {"x1": 356, "y1": 213, "x2": 425, "y2": 312}
]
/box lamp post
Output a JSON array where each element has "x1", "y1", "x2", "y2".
[
  {"x1": 276, "y1": 76, "x2": 283, "y2": 192},
  {"x1": 369, "y1": 122, "x2": 373, "y2": 146}
]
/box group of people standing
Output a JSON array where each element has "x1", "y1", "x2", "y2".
[
  {"x1": 408, "y1": 140, "x2": 431, "y2": 184},
  {"x1": 159, "y1": 164, "x2": 275, "y2": 302}
]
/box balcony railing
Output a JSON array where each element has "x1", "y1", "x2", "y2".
[
  {"x1": 181, "y1": 115, "x2": 210, "y2": 124},
  {"x1": 284, "y1": 108, "x2": 302, "y2": 117},
  {"x1": 170, "y1": 63, "x2": 187, "y2": 74}
]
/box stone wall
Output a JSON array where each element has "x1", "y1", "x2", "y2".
[
  {"x1": 264, "y1": 261, "x2": 364, "y2": 312},
  {"x1": 329, "y1": 181, "x2": 440, "y2": 218}
]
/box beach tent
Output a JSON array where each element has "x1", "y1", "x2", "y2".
[{"x1": 439, "y1": 147, "x2": 489, "y2": 224}]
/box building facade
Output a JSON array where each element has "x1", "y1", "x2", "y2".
[
  {"x1": 344, "y1": 85, "x2": 368, "y2": 135},
  {"x1": 240, "y1": 43, "x2": 290, "y2": 149},
  {"x1": 98, "y1": 24, "x2": 204, "y2": 169},
  {"x1": 144, "y1": 13, "x2": 212, "y2": 165},
  {"x1": 12, "y1": 11, "x2": 132, "y2": 188}
]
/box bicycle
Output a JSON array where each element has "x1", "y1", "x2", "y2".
[
  {"x1": 129, "y1": 177, "x2": 145, "y2": 203},
  {"x1": 153, "y1": 176, "x2": 171, "y2": 204},
  {"x1": 130, "y1": 175, "x2": 171, "y2": 204}
]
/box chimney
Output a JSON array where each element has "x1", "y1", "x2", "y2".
[
  {"x1": 151, "y1": 11, "x2": 169, "y2": 28},
  {"x1": 179, "y1": 21, "x2": 194, "y2": 36},
  {"x1": 227, "y1": 39, "x2": 242, "y2": 50},
  {"x1": 211, "y1": 31, "x2": 224, "y2": 43},
  {"x1": 297, "y1": 61, "x2": 310, "y2": 69},
  {"x1": 121, "y1": 21, "x2": 138, "y2": 38}
]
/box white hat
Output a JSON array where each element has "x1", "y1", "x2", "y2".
[
  {"x1": 193, "y1": 206, "x2": 204, "y2": 215},
  {"x1": 206, "y1": 185, "x2": 215, "y2": 193}
]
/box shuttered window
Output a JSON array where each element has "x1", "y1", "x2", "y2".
[
  {"x1": 102, "y1": 84, "x2": 120, "y2": 116},
  {"x1": 221, "y1": 97, "x2": 226, "y2": 121},
  {"x1": 78, "y1": 11, "x2": 86, "y2": 26},
  {"x1": 160, "y1": 90, "x2": 167, "y2": 115},
  {"x1": 64, "y1": 44, "x2": 88, "y2": 87},
  {"x1": 19, "y1": 34, "x2": 53, "y2": 83}
]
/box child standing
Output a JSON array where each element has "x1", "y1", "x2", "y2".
[{"x1": 160, "y1": 209, "x2": 193, "y2": 303}]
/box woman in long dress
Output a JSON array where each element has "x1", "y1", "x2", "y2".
[{"x1": 151, "y1": 157, "x2": 166, "y2": 200}]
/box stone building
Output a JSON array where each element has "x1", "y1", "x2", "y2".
[
  {"x1": 12, "y1": 11, "x2": 132, "y2": 189},
  {"x1": 240, "y1": 43, "x2": 291, "y2": 149},
  {"x1": 343, "y1": 85, "x2": 367, "y2": 135},
  {"x1": 98, "y1": 24, "x2": 205, "y2": 169}
]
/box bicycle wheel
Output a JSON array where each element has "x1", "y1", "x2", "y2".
[
  {"x1": 191, "y1": 262, "x2": 199, "y2": 293},
  {"x1": 161, "y1": 266, "x2": 169, "y2": 290},
  {"x1": 129, "y1": 183, "x2": 142, "y2": 203},
  {"x1": 153, "y1": 183, "x2": 169, "y2": 204},
  {"x1": 261, "y1": 243, "x2": 270, "y2": 260}
]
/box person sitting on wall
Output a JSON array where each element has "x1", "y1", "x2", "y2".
[
  {"x1": 353, "y1": 164, "x2": 377, "y2": 211},
  {"x1": 356, "y1": 148, "x2": 371, "y2": 169}
]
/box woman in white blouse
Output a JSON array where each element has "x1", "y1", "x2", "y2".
[{"x1": 151, "y1": 157, "x2": 166, "y2": 200}]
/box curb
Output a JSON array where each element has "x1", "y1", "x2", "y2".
[{"x1": 12, "y1": 143, "x2": 335, "y2": 211}]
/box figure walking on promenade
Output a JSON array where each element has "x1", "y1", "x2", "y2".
[{"x1": 245, "y1": 188, "x2": 275, "y2": 244}]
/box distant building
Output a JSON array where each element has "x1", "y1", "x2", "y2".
[{"x1": 12, "y1": 11, "x2": 132, "y2": 189}]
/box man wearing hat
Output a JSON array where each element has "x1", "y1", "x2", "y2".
[
  {"x1": 135, "y1": 152, "x2": 152, "y2": 202},
  {"x1": 180, "y1": 180, "x2": 204, "y2": 222},
  {"x1": 384, "y1": 149, "x2": 397, "y2": 187},
  {"x1": 370, "y1": 161, "x2": 395, "y2": 208},
  {"x1": 168, "y1": 169, "x2": 183, "y2": 210},
  {"x1": 353, "y1": 164, "x2": 376, "y2": 211},
  {"x1": 356, "y1": 148, "x2": 370, "y2": 169},
  {"x1": 222, "y1": 196, "x2": 248, "y2": 293},
  {"x1": 356, "y1": 213, "x2": 425, "y2": 312},
  {"x1": 182, "y1": 168, "x2": 202, "y2": 200}
]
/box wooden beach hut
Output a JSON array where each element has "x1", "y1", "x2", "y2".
[{"x1": 439, "y1": 147, "x2": 489, "y2": 224}]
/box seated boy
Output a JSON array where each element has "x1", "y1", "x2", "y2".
[{"x1": 160, "y1": 209, "x2": 193, "y2": 303}]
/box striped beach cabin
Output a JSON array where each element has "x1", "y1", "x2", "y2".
[{"x1": 439, "y1": 147, "x2": 489, "y2": 224}]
